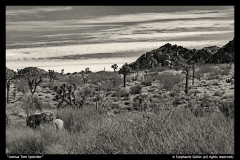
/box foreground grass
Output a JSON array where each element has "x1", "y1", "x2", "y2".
[{"x1": 6, "y1": 104, "x2": 234, "y2": 154}]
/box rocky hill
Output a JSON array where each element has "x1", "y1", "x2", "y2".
[
  {"x1": 6, "y1": 67, "x2": 48, "y2": 79},
  {"x1": 130, "y1": 43, "x2": 193, "y2": 70},
  {"x1": 130, "y1": 38, "x2": 234, "y2": 70},
  {"x1": 16, "y1": 67, "x2": 48, "y2": 75},
  {"x1": 211, "y1": 39, "x2": 234, "y2": 63}
]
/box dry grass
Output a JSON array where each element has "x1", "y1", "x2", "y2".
[
  {"x1": 157, "y1": 73, "x2": 182, "y2": 91},
  {"x1": 6, "y1": 64, "x2": 234, "y2": 154},
  {"x1": 6, "y1": 104, "x2": 234, "y2": 154}
]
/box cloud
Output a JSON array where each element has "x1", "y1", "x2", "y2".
[
  {"x1": 6, "y1": 40, "x2": 232, "y2": 72},
  {"x1": 6, "y1": 40, "x2": 230, "y2": 62},
  {"x1": 6, "y1": 6, "x2": 234, "y2": 51},
  {"x1": 6, "y1": 6, "x2": 233, "y2": 32},
  {"x1": 6, "y1": 6, "x2": 73, "y2": 17},
  {"x1": 73, "y1": 8, "x2": 233, "y2": 24}
]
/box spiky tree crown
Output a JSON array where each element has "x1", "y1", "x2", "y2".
[
  {"x1": 111, "y1": 64, "x2": 118, "y2": 69},
  {"x1": 119, "y1": 63, "x2": 131, "y2": 76}
]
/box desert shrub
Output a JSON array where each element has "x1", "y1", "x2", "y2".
[
  {"x1": 125, "y1": 76, "x2": 132, "y2": 82},
  {"x1": 194, "y1": 72, "x2": 204, "y2": 81},
  {"x1": 200, "y1": 93, "x2": 212, "y2": 108},
  {"x1": 169, "y1": 90, "x2": 180, "y2": 97},
  {"x1": 132, "y1": 94, "x2": 149, "y2": 111},
  {"x1": 42, "y1": 102, "x2": 53, "y2": 109},
  {"x1": 206, "y1": 64, "x2": 232, "y2": 78},
  {"x1": 90, "y1": 72, "x2": 120, "y2": 85},
  {"x1": 197, "y1": 64, "x2": 215, "y2": 74},
  {"x1": 132, "y1": 76, "x2": 138, "y2": 81},
  {"x1": 207, "y1": 69, "x2": 223, "y2": 80},
  {"x1": 157, "y1": 73, "x2": 182, "y2": 91},
  {"x1": 79, "y1": 87, "x2": 95, "y2": 97},
  {"x1": 41, "y1": 82, "x2": 55, "y2": 90},
  {"x1": 53, "y1": 85, "x2": 58, "y2": 92},
  {"x1": 130, "y1": 85, "x2": 142, "y2": 94},
  {"x1": 213, "y1": 90, "x2": 222, "y2": 96},
  {"x1": 111, "y1": 89, "x2": 129, "y2": 98},
  {"x1": 218, "y1": 64, "x2": 232, "y2": 73},
  {"x1": 111, "y1": 77, "x2": 122, "y2": 88},
  {"x1": 118, "y1": 89, "x2": 130, "y2": 97},
  {"x1": 90, "y1": 74, "x2": 107, "y2": 85},
  {"x1": 66, "y1": 76, "x2": 83, "y2": 86},
  {"x1": 187, "y1": 89, "x2": 201, "y2": 96},
  {"x1": 15, "y1": 80, "x2": 28, "y2": 93},
  {"x1": 111, "y1": 92, "x2": 118, "y2": 97},
  {"x1": 21, "y1": 95, "x2": 44, "y2": 116},
  {"x1": 149, "y1": 66, "x2": 168, "y2": 73},
  {"x1": 218, "y1": 101, "x2": 234, "y2": 119},
  {"x1": 141, "y1": 77, "x2": 152, "y2": 86},
  {"x1": 55, "y1": 107, "x2": 103, "y2": 134}
]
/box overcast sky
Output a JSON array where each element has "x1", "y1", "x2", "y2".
[
  {"x1": 6, "y1": 6, "x2": 234, "y2": 48},
  {"x1": 6, "y1": 6, "x2": 234, "y2": 72}
]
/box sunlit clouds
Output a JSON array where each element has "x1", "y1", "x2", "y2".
[{"x1": 6, "y1": 6, "x2": 234, "y2": 72}]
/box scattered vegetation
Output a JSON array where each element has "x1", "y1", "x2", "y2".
[
  {"x1": 141, "y1": 76, "x2": 152, "y2": 86},
  {"x1": 130, "y1": 84, "x2": 142, "y2": 94},
  {"x1": 6, "y1": 39, "x2": 234, "y2": 154},
  {"x1": 157, "y1": 73, "x2": 182, "y2": 91}
]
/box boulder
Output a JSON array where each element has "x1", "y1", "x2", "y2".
[{"x1": 53, "y1": 119, "x2": 64, "y2": 131}]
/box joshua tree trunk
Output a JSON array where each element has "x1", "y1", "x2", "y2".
[
  {"x1": 6, "y1": 81, "x2": 10, "y2": 103},
  {"x1": 192, "y1": 65, "x2": 195, "y2": 86},
  {"x1": 6, "y1": 86, "x2": 9, "y2": 103},
  {"x1": 123, "y1": 75, "x2": 126, "y2": 87},
  {"x1": 185, "y1": 70, "x2": 189, "y2": 94}
]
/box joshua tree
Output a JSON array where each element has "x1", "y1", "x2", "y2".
[
  {"x1": 20, "y1": 68, "x2": 43, "y2": 124},
  {"x1": 26, "y1": 69, "x2": 43, "y2": 97},
  {"x1": 192, "y1": 64, "x2": 195, "y2": 86},
  {"x1": 48, "y1": 70, "x2": 56, "y2": 82},
  {"x1": 55, "y1": 83, "x2": 88, "y2": 109},
  {"x1": 16, "y1": 69, "x2": 21, "y2": 80},
  {"x1": 119, "y1": 63, "x2": 131, "y2": 87},
  {"x1": 111, "y1": 64, "x2": 118, "y2": 72},
  {"x1": 82, "y1": 73, "x2": 89, "y2": 83},
  {"x1": 85, "y1": 67, "x2": 90, "y2": 73},
  {"x1": 6, "y1": 79, "x2": 12, "y2": 103},
  {"x1": 182, "y1": 65, "x2": 191, "y2": 94},
  {"x1": 61, "y1": 69, "x2": 64, "y2": 75}
]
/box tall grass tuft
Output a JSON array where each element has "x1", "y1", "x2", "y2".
[
  {"x1": 6, "y1": 105, "x2": 234, "y2": 154},
  {"x1": 157, "y1": 73, "x2": 182, "y2": 91}
]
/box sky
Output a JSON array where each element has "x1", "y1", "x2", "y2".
[{"x1": 6, "y1": 6, "x2": 234, "y2": 72}]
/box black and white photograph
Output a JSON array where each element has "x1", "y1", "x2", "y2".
[{"x1": 6, "y1": 6, "x2": 234, "y2": 155}]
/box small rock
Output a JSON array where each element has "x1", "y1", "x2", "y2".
[
  {"x1": 17, "y1": 112, "x2": 27, "y2": 118},
  {"x1": 222, "y1": 92, "x2": 234, "y2": 99},
  {"x1": 177, "y1": 100, "x2": 184, "y2": 104}
]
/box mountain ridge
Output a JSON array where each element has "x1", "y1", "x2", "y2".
[{"x1": 129, "y1": 38, "x2": 234, "y2": 70}]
